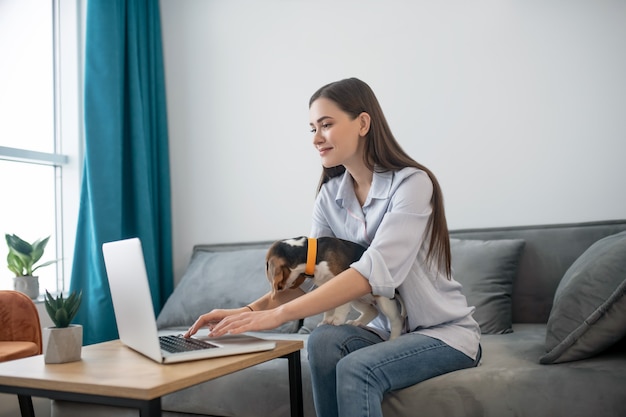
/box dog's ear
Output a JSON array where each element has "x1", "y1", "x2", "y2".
[
  {"x1": 266, "y1": 256, "x2": 287, "y2": 299},
  {"x1": 280, "y1": 265, "x2": 292, "y2": 289}
]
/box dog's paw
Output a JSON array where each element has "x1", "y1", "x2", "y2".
[
  {"x1": 319, "y1": 317, "x2": 345, "y2": 326},
  {"x1": 345, "y1": 319, "x2": 362, "y2": 327}
]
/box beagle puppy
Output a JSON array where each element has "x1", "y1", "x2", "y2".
[{"x1": 265, "y1": 236, "x2": 406, "y2": 339}]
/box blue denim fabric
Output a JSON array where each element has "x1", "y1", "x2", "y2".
[{"x1": 308, "y1": 324, "x2": 480, "y2": 417}]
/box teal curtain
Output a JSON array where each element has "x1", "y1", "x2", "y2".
[{"x1": 70, "y1": 0, "x2": 173, "y2": 345}]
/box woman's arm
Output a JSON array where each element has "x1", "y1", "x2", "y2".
[
  {"x1": 183, "y1": 287, "x2": 304, "y2": 337},
  {"x1": 248, "y1": 287, "x2": 305, "y2": 311},
  {"x1": 206, "y1": 268, "x2": 372, "y2": 337}
]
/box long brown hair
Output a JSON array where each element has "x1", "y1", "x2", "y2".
[{"x1": 309, "y1": 78, "x2": 451, "y2": 278}]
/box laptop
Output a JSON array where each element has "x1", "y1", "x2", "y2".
[{"x1": 102, "y1": 237, "x2": 276, "y2": 364}]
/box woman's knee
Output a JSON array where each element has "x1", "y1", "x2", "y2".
[
  {"x1": 308, "y1": 324, "x2": 384, "y2": 371},
  {"x1": 336, "y1": 346, "x2": 384, "y2": 389},
  {"x1": 335, "y1": 351, "x2": 366, "y2": 383},
  {"x1": 307, "y1": 324, "x2": 344, "y2": 365}
]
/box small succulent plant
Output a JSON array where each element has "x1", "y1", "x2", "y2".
[{"x1": 44, "y1": 290, "x2": 82, "y2": 328}]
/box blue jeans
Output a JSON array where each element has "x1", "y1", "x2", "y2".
[{"x1": 307, "y1": 324, "x2": 480, "y2": 417}]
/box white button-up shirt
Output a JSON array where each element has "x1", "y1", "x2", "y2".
[{"x1": 307, "y1": 167, "x2": 480, "y2": 360}]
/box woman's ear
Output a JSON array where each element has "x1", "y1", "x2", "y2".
[{"x1": 358, "y1": 112, "x2": 371, "y2": 137}]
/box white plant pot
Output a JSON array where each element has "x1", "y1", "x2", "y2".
[
  {"x1": 43, "y1": 324, "x2": 83, "y2": 364},
  {"x1": 13, "y1": 275, "x2": 40, "y2": 299}
]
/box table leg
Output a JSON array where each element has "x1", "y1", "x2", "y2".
[
  {"x1": 138, "y1": 398, "x2": 161, "y2": 417},
  {"x1": 286, "y1": 351, "x2": 303, "y2": 417},
  {"x1": 17, "y1": 394, "x2": 35, "y2": 417}
]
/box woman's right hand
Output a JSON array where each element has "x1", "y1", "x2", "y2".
[{"x1": 183, "y1": 307, "x2": 248, "y2": 338}]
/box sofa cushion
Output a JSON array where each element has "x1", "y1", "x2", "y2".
[
  {"x1": 450, "y1": 238, "x2": 525, "y2": 334},
  {"x1": 382, "y1": 324, "x2": 626, "y2": 417},
  {"x1": 540, "y1": 231, "x2": 626, "y2": 364},
  {"x1": 156, "y1": 248, "x2": 300, "y2": 333}
]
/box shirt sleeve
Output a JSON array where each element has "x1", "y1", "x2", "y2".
[
  {"x1": 300, "y1": 186, "x2": 336, "y2": 293},
  {"x1": 351, "y1": 170, "x2": 434, "y2": 299},
  {"x1": 309, "y1": 184, "x2": 335, "y2": 239}
]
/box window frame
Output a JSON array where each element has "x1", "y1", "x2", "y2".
[{"x1": 0, "y1": 0, "x2": 84, "y2": 294}]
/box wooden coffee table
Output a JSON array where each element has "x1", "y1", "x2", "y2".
[{"x1": 0, "y1": 338, "x2": 303, "y2": 417}]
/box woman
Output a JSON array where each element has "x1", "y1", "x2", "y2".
[{"x1": 185, "y1": 77, "x2": 481, "y2": 417}]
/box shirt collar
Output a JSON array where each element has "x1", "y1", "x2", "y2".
[{"x1": 335, "y1": 168, "x2": 394, "y2": 208}]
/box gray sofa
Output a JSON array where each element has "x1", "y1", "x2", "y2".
[{"x1": 52, "y1": 219, "x2": 626, "y2": 417}]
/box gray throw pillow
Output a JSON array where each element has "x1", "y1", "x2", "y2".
[
  {"x1": 156, "y1": 248, "x2": 300, "y2": 333},
  {"x1": 540, "y1": 231, "x2": 626, "y2": 364},
  {"x1": 450, "y1": 238, "x2": 526, "y2": 334}
]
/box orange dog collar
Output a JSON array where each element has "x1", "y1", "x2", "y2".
[{"x1": 304, "y1": 237, "x2": 317, "y2": 276}]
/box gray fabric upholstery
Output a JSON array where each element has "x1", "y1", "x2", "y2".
[
  {"x1": 383, "y1": 324, "x2": 626, "y2": 417},
  {"x1": 449, "y1": 220, "x2": 626, "y2": 323},
  {"x1": 540, "y1": 231, "x2": 626, "y2": 364},
  {"x1": 51, "y1": 220, "x2": 626, "y2": 417},
  {"x1": 449, "y1": 238, "x2": 525, "y2": 334}
]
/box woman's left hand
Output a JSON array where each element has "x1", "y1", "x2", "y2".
[{"x1": 208, "y1": 308, "x2": 284, "y2": 337}]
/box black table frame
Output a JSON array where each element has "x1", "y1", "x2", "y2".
[{"x1": 1, "y1": 351, "x2": 303, "y2": 417}]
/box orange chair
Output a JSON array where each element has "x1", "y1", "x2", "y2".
[
  {"x1": 0, "y1": 290, "x2": 42, "y2": 415},
  {"x1": 0, "y1": 290, "x2": 43, "y2": 362}
]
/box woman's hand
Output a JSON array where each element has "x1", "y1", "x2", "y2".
[
  {"x1": 184, "y1": 308, "x2": 246, "y2": 338},
  {"x1": 207, "y1": 308, "x2": 285, "y2": 337},
  {"x1": 184, "y1": 269, "x2": 370, "y2": 338},
  {"x1": 184, "y1": 288, "x2": 304, "y2": 339}
]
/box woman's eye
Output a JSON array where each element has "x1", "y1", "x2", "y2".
[{"x1": 310, "y1": 123, "x2": 331, "y2": 133}]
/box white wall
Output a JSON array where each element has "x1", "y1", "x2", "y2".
[{"x1": 160, "y1": 0, "x2": 626, "y2": 283}]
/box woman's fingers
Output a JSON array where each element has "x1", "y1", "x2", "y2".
[
  {"x1": 184, "y1": 312, "x2": 222, "y2": 338},
  {"x1": 185, "y1": 308, "x2": 284, "y2": 338},
  {"x1": 210, "y1": 310, "x2": 282, "y2": 337},
  {"x1": 209, "y1": 313, "x2": 249, "y2": 336}
]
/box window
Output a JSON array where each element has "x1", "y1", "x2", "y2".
[{"x1": 0, "y1": 0, "x2": 83, "y2": 296}]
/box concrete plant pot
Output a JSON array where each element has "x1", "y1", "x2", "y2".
[
  {"x1": 13, "y1": 275, "x2": 40, "y2": 299},
  {"x1": 42, "y1": 324, "x2": 83, "y2": 364}
]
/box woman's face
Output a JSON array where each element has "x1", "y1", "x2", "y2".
[{"x1": 309, "y1": 97, "x2": 367, "y2": 169}]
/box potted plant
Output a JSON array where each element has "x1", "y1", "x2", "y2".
[
  {"x1": 42, "y1": 289, "x2": 83, "y2": 364},
  {"x1": 5, "y1": 234, "x2": 58, "y2": 299}
]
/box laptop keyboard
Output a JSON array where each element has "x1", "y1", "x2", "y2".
[{"x1": 159, "y1": 334, "x2": 219, "y2": 353}]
